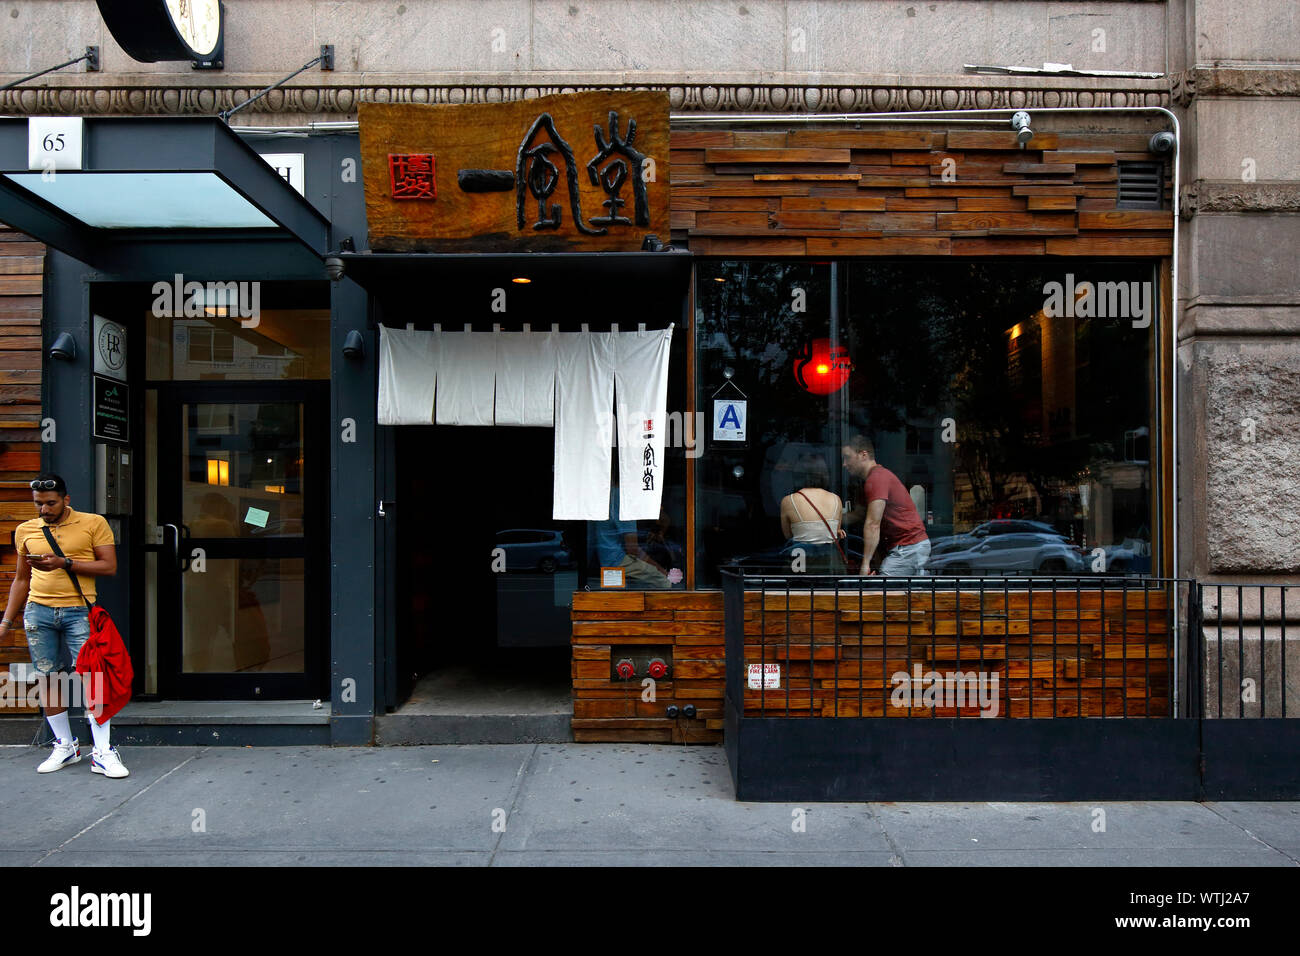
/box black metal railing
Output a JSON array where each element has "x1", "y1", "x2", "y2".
[
  {"x1": 722, "y1": 569, "x2": 1201, "y2": 719},
  {"x1": 1198, "y1": 583, "x2": 1297, "y2": 718}
]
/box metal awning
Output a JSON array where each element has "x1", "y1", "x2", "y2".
[{"x1": 0, "y1": 117, "x2": 330, "y2": 273}]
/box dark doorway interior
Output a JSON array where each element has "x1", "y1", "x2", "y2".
[{"x1": 392, "y1": 425, "x2": 579, "y2": 715}]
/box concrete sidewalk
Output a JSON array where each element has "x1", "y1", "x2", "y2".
[{"x1": 1, "y1": 743, "x2": 1297, "y2": 866}]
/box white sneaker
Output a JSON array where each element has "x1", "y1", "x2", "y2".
[
  {"x1": 91, "y1": 746, "x2": 129, "y2": 779},
  {"x1": 37, "y1": 736, "x2": 81, "y2": 773}
]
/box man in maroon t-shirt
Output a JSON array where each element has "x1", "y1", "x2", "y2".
[{"x1": 841, "y1": 434, "x2": 930, "y2": 576}]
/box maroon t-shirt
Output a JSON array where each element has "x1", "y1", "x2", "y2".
[{"x1": 863, "y1": 465, "x2": 928, "y2": 550}]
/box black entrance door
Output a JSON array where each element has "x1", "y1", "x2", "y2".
[{"x1": 155, "y1": 382, "x2": 327, "y2": 699}]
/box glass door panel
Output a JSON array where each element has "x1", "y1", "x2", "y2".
[{"x1": 157, "y1": 384, "x2": 325, "y2": 698}]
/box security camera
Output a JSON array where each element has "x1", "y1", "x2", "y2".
[
  {"x1": 1010, "y1": 111, "x2": 1033, "y2": 147},
  {"x1": 1149, "y1": 131, "x2": 1176, "y2": 155},
  {"x1": 324, "y1": 256, "x2": 345, "y2": 281}
]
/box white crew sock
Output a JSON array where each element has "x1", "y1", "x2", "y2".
[
  {"x1": 88, "y1": 716, "x2": 111, "y2": 753},
  {"x1": 46, "y1": 710, "x2": 72, "y2": 744}
]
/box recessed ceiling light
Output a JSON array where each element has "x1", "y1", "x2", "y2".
[{"x1": 512, "y1": 276, "x2": 531, "y2": 284}]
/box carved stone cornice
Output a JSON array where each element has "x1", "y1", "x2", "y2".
[
  {"x1": 1180, "y1": 180, "x2": 1300, "y2": 219},
  {"x1": 1171, "y1": 67, "x2": 1300, "y2": 107},
  {"x1": 0, "y1": 71, "x2": 1171, "y2": 118}
]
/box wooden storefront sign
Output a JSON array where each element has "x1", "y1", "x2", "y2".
[{"x1": 360, "y1": 92, "x2": 670, "y2": 252}]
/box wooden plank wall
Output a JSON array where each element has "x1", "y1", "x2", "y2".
[
  {"x1": 668, "y1": 128, "x2": 1174, "y2": 255},
  {"x1": 744, "y1": 587, "x2": 1170, "y2": 719},
  {"x1": 572, "y1": 591, "x2": 725, "y2": 743},
  {"x1": 0, "y1": 222, "x2": 43, "y2": 713},
  {"x1": 573, "y1": 586, "x2": 1171, "y2": 740}
]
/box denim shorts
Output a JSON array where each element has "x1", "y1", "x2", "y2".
[{"x1": 23, "y1": 602, "x2": 90, "y2": 675}]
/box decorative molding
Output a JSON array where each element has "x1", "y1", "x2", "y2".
[
  {"x1": 0, "y1": 73, "x2": 1171, "y2": 118},
  {"x1": 1171, "y1": 67, "x2": 1300, "y2": 107},
  {"x1": 1180, "y1": 180, "x2": 1300, "y2": 219}
]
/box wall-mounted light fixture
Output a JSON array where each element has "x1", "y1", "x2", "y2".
[
  {"x1": 49, "y1": 332, "x2": 77, "y2": 361},
  {"x1": 342, "y1": 329, "x2": 365, "y2": 359}
]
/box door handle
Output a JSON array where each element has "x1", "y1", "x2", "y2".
[
  {"x1": 378, "y1": 500, "x2": 394, "y2": 518},
  {"x1": 163, "y1": 523, "x2": 193, "y2": 572}
]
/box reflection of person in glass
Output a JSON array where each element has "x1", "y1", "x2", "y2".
[
  {"x1": 595, "y1": 481, "x2": 671, "y2": 589},
  {"x1": 779, "y1": 455, "x2": 847, "y2": 574},
  {"x1": 842, "y1": 434, "x2": 930, "y2": 576}
]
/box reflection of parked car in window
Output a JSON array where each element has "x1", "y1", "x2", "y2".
[
  {"x1": 928, "y1": 519, "x2": 1067, "y2": 557},
  {"x1": 724, "y1": 534, "x2": 867, "y2": 573},
  {"x1": 970, "y1": 519, "x2": 1061, "y2": 538},
  {"x1": 1097, "y1": 538, "x2": 1151, "y2": 573},
  {"x1": 495, "y1": 529, "x2": 574, "y2": 573},
  {"x1": 926, "y1": 532, "x2": 1085, "y2": 574}
]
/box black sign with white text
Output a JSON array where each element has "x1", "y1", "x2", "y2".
[{"x1": 93, "y1": 375, "x2": 129, "y2": 443}]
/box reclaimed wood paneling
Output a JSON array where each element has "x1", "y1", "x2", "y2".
[
  {"x1": 571, "y1": 590, "x2": 725, "y2": 743},
  {"x1": 669, "y1": 126, "x2": 1172, "y2": 256},
  {"x1": 573, "y1": 585, "x2": 1173, "y2": 741},
  {"x1": 0, "y1": 223, "x2": 43, "y2": 714}
]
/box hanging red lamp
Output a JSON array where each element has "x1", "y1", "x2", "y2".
[{"x1": 793, "y1": 338, "x2": 852, "y2": 395}]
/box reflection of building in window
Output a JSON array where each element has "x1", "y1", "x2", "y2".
[
  {"x1": 171, "y1": 320, "x2": 298, "y2": 379},
  {"x1": 187, "y1": 327, "x2": 235, "y2": 364}
]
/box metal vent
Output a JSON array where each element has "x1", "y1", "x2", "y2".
[{"x1": 1117, "y1": 161, "x2": 1163, "y2": 209}]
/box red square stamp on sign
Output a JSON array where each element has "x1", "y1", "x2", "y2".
[{"x1": 389, "y1": 154, "x2": 436, "y2": 199}]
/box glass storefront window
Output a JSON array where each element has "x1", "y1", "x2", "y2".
[
  {"x1": 145, "y1": 283, "x2": 330, "y2": 381},
  {"x1": 695, "y1": 259, "x2": 1157, "y2": 585}
]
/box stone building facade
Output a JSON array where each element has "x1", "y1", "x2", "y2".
[{"x1": 0, "y1": 0, "x2": 1296, "y2": 732}]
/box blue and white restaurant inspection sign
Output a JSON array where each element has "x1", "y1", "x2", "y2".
[{"x1": 713, "y1": 398, "x2": 747, "y2": 442}]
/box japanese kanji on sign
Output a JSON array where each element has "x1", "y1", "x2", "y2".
[{"x1": 359, "y1": 91, "x2": 670, "y2": 253}]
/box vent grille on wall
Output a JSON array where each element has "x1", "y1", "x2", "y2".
[{"x1": 1117, "y1": 161, "x2": 1163, "y2": 209}]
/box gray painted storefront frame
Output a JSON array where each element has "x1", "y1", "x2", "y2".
[{"x1": 24, "y1": 129, "x2": 379, "y2": 745}]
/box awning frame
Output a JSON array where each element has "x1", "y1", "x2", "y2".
[{"x1": 0, "y1": 116, "x2": 331, "y2": 272}]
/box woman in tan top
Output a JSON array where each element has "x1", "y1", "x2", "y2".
[{"x1": 779, "y1": 456, "x2": 848, "y2": 573}]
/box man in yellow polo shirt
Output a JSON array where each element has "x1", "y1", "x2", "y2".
[{"x1": 1, "y1": 473, "x2": 124, "y2": 778}]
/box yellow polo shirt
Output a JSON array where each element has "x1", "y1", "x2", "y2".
[{"x1": 14, "y1": 507, "x2": 115, "y2": 607}]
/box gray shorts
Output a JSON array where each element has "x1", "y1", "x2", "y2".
[{"x1": 879, "y1": 539, "x2": 931, "y2": 576}]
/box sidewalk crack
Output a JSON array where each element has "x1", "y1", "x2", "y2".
[
  {"x1": 1202, "y1": 802, "x2": 1300, "y2": 865},
  {"x1": 865, "y1": 804, "x2": 908, "y2": 867},
  {"x1": 488, "y1": 745, "x2": 538, "y2": 867},
  {"x1": 32, "y1": 751, "x2": 204, "y2": 866}
]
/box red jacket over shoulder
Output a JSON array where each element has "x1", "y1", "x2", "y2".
[{"x1": 75, "y1": 606, "x2": 133, "y2": 725}]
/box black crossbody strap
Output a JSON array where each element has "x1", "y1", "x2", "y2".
[{"x1": 40, "y1": 525, "x2": 91, "y2": 608}]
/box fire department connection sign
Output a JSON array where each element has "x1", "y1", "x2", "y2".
[{"x1": 359, "y1": 91, "x2": 670, "y2": 253}]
